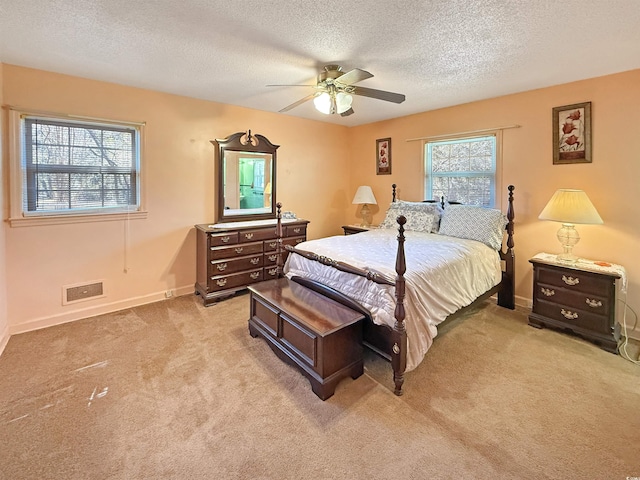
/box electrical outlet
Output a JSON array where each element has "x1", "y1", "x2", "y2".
[{"x1": 165, "y1": 290, "x2": 173, "y2": 299}]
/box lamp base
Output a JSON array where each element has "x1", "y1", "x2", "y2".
[
  {"x1": 360, "y1": 203, "x2": 372, "y2": 227},
  {"x1": 556, "y1": 223, "x2": 580, "y2": 264}
]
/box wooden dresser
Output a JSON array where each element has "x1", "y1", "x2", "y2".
[
  {"x1": 529, "y1": 255, "x2": 622, "y2": 353},
  {"x1": 195, "y1": 219, "x2": 309, "y2": 305}
]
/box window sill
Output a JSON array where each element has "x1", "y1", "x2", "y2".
[{"x1": 8, "y1": 210, "x2": 148, "y2": 227}]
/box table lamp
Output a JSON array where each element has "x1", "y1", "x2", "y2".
[
  {"x1": 538, "y1": 189, "x2": 603, "y2": 264},
  {"x1": 352, "y1": 186, "x2": 377, "y2": 227}
]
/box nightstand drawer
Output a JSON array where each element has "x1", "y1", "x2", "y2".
[
  {"x1": 537, "y1": 266, "x2": 611, "y2": 296},
  {"x1": 534, "y1": 300, "x2": 611, "y2": 335},
  {"x1": 535, "y1": 282, "x2": 609, "y2": 315}
]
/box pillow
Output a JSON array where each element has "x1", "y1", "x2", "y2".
[
  {"x1": 438, "y1": 205, "x2": 507, "y2": 250},
  {"x1": 379, "y1": 201, "x2": 443, "y2": 232}
]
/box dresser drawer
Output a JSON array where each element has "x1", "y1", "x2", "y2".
[
  {"x1": 283, "y1": 236, "x2": 306, "y2": 248},
  {"x1": 537, "y1": 266, "x2": 612, "y2": 296},
  {"x1": 209, "y1": 241, "x2": 263, "y2": 260},
  {"x1": 264, "y1": 265, "x2": 279, "y2": 279},
  {"x1": 534, "y1": 299, "x2": 611, "y2": 335},
  {"x1": 210, "y1": 254, "x2": 263, "y2": 275},
  {"x1": 535, "y1": 282, "x2": 609, "y2": 315},
  {"x1": 208, "y1": 269, "x2": 263, "y2": 291},
  {"x1": 286, "y1": 224, "x2": 306, "y2": 237},
  {"x1": 209, "y1": 232, "x2": 239, "y2": 246},
  {"x1": 238, "y1": 228, "x2": 277, "y2": 243},
  {"x1": 264, "y1": 252, "x2": 280, "y2": 265},
  {"x1": 264, "y1": 239, "x2": 279, "y2": 252}
]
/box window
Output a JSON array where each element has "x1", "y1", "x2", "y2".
[
  {"x1": 425, "y1": 135, "x2": 497, "y2": 206},
  {"x1": 9, "y1": 111, "x2": 146, "y2": 226}
]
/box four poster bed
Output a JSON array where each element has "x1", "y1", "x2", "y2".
[{"x1": 277, "y1": 184, "x2": 515, "y2": 396}]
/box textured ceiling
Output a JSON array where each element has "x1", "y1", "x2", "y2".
[{"x1": 1, "y1": 0, "x2": 640, "y2": 126}]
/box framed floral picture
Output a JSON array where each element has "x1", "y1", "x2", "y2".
[
  {"x1": 376, "y1": 137, "x2": 391, "y2": 175},
  {"x1": 552, "y1": 102, "x2": 592, "y2": 164}
]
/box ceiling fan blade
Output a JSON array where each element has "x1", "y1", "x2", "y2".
[
  {"x1": 279, "y1": 93, "x2": 316, "y2": 112},
  {"x1": 335, "y1": 68, "x2": 373, "y2": 85},
  {"x1": 340, "y1": 107, "x2": 355, "y2": 117},
  {"x1": 267, "y1": 84, "x2": 317, "y2": 87},
  {"x1": 351, "y1": 86, "x2": 406, "y2": 104}
]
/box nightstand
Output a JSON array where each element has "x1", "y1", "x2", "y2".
[
  {"x1": 342, "y1": 225, "x2": 376, "y2": 235},
  {"x1": 529, "y1": 253, "x2": 625, "y2": 353}
]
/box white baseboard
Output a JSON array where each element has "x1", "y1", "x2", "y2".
[
  {"x1": 8, "y1": 284, "x2": 195, "y2": 336},
  {"x1": 0, "y1": 322, "x2": 10, "y2": 357}
]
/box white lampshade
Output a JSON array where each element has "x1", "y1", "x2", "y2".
[
  {"x1": 264, "y1": 181, "x2": 272, "y2": 195},
  {"x1": 352, "y1": 186, "x2": 377, "y2": 205},
  {"x1": 335, "y1": 92, "x2": 353, "y2": 114},
  {"x1": 539, "y1": 189, "x2": 603, "y2": 264},
  {"x1": 538, "y1": 189, "x2": 603, "y2": 224},
  {"x1": 313, "y1": 92, "x2": 332, "y2": 114}
]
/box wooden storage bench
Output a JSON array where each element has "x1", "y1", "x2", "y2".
[{"x1": 248, "y1": 278, "x2": 365, "y2": 400}]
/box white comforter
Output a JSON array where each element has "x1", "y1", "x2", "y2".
[{"x1": 284, "y1": 228, "x2": 502, "y2": 372}]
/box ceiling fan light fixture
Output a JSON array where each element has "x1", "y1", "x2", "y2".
[
  {"x1": 335, "y1": 92, "x2": 353, "y2": 114},
  {"x1": 313, "y1": 92, "x2": 332, "y2": 114}
]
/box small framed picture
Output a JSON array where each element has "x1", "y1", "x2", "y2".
[
  {"x1": 376, "y1": 137, "x2": 391, "y2": 175},
  {"x1": 552, "y1": 102, "x2": 592, "y2": 164}
]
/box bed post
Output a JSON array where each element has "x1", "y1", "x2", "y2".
[
  {"x1": 392, "y1": 215, "x2": 408, "y2": 396},
  {"x1": 276, "y1": 202, "x2": 284, "y2": 278},
  {"x1": 498, "y1": 185, "x2": 515, "y2": 309},
  {"x1": 392, "y1": 183, "x2": 397, "y2": 203}
]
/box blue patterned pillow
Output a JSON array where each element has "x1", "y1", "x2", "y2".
[
  {"x1": 379, "y1": 201, "x2": 443, "y2": 232},
  {"x1": 438, "y1": 205, "x2": 507, "y2": 250}
]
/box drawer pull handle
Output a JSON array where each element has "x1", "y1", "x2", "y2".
[
  {"x1": 250, "y1": 272, "x2": 260, "y2": 280},
  {"x1": 234, "y1": 247, "x2": 244, "y2": 254},
  {"x1": 245, "y1": 233, "x2": 254, "y2": 240},
  {"x1": 541, "y1": 287, "x2": 555, "y2": 297},
  {"x1": 268, "y1": 242, "x2": 277, "y2": 248},
  {"x1": 562, "y1": 275, "x2": 580, "y2": 286},
  {"x1": 216, "y1": 278, "x2": 227, "y2": 287},
  {"x1": 250, "y1": 257, "x2": 260, "y2": 265},
  {"x1": 560, "y1": 308, "x2": 578, "y2": 320},
  {"x1": 392, "y1": 343, "x2": 400, "y2": 354},
  {"x1": 268, "y1": 255, "x2": 277, "y2": 262},
  {"x1": 586, "y1": 298, "x2": 602, "y2": 308},
  {"x1": 216, "y1": 263, "x2": 227, "y2": 272},
  {"x1": 268, "y1": 268, "x2": 277, "y2": 276},
  {"x1": 293, "y1": 228, "x2": 301, "y2": 233},
  {"x1": 221, "y1": 236, "x2": 230, "y2": 243}
]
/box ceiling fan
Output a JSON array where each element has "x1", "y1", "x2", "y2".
[{"x1": 268, "y1": 65, "x2": 405, "y2": 117}]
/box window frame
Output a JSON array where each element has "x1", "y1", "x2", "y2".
[
  {"x1": 423, "y1": 130, "x2": 503, "y2": 207},
  {"x1": 8, "y1": 109, "x2": 148, "y2": 227}
]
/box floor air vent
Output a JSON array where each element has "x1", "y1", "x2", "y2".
[{"x1": 63, "y1": 281, "x2": 105, "y2": 305}]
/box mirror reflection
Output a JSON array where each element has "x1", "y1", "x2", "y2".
[{"x1": 222, "y1": 151, "x2": 273, "y2": 216}]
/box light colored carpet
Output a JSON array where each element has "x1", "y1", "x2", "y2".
[{"x1": 0, "y1": 291, "x2": 638, "y2": 479}]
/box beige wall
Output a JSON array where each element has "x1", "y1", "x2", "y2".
[
  {"x1": 0, "y1": 62, "x2": 9, "y2": 352},
  {"x1": 348, "y1": 69, "x2": 640, "y2": 335},
  {"x1": 2, "y1": 65, "x2": 350, "y2": 333},
  {"x1": 3, "y1": 64, "x2": 638, "y2": 340}
]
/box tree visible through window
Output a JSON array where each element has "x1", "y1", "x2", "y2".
[
  {"x1": 425, "y1": 135, "x2": 496, "y2": 206},
  {"x1": 23, "y1": 117, "x2": 140, "y2": 213}
]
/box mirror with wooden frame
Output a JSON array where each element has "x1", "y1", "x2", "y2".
[{"x1": 212, "y1": 131, "x2": 278, "y2": 223}]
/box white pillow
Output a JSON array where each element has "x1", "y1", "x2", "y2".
[
  {"x1": 379, "y1": 201, "x2": 443, "y2": 232},
  {"x1": 438, "y1": 205, "x2": 507, "y2": 250}
]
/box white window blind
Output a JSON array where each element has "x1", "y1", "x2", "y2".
[
  {"x1": 425, "y1": 135, "x2": 496, "y2": 206},
  {"x1": 22, "y1": 116, "x2": 140, "y2": 214}
]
